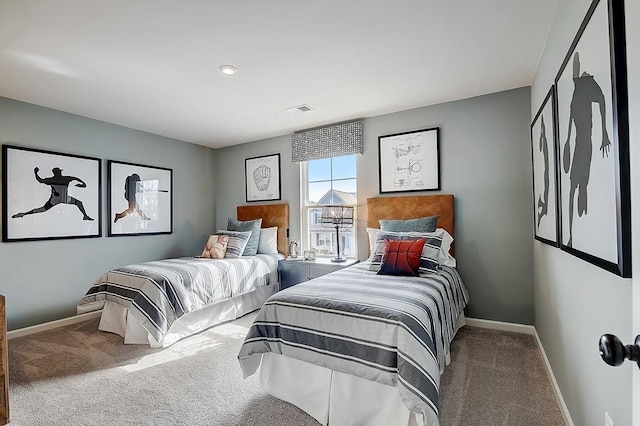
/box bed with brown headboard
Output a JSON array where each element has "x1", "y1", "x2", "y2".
[
  {"x1": 237, "y1": 203, "x2": 289, "y2": 256},
  {"x1": 367, "y1": 194, "x2": 454, "y2": 254},
  {"x1": 238, "y1": 195, "x2": 468, "y2": 426},
  {"x1": 78, "y1": 203, "x2": 290, "y2": 348}
]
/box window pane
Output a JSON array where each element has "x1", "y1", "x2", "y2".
[
  {"x1": 340, "y1": 228, "x2": 356, "y2": 256},
  {"x1": 307, "y1": 228, "x2": 355, "y2": 257},
  {"x1": 308, "y1": 208, "x2": 324, "y2": 253},
  {"x1": 309, "y1": 181, "x2": 331, "y2": 204},
  {"x1": 333, "y1": 179, "x2": 356, "y2": 197},
  {"x1": 308, "y1": 158, "x2": 331, "y2": 182},
  {"x1": 332, "y1": 155, "x2": 356, "y2": 180}
]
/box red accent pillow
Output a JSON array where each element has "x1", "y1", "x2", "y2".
[{"x1": 377, "y1": 238, "x2": 426, "y2": 276}]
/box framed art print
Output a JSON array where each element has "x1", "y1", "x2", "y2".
[
  {"x1": 554, "y1": 0, "x2": 630, "y2": 277},
  {"x1": 245, "y1": 153, "x2": 281, "y2": 202},
  {"x1": 378, "y1": 127, "x2": 440, "y2": 193},
  {"x1": 530, "y1": 87, "x2": 559, "y2": 247},
  {"x1": 108, "y1": 160, "x2": 173, "y2": 236},
  {"x1": 2, "y1": 145, "x2": 101, "y2": 242}
]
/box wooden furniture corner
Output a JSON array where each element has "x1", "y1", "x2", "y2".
[{"x1": 0, "y1": 295, "x2": 8, "y2": 424}]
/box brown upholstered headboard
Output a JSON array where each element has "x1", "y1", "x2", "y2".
[
  {"x1": 366, "y1": 194, "x2": 455, "y2": 254},
  {"x1": 237, "y1": 203, "x2": 289, "y2": 256}
]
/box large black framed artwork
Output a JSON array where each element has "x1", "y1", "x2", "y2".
[
  {"x1": 108, "y1": 160, "x2": 173, "y2": 236},
  {"x1": 378, "y1": 127, "x2": 440, "y2": 194},
  {"x1": 2, "y1": 145, "x2": 101, "y2": 242},
  {"x1": 554, "y1": 0, "x2": 630, "y2": 277},
  {"x1": 530, "y1": 87, "x2": 560, "y2": 247},
  {"x1": 245, "y1": 153, "x2": 281, "y2": 202}
]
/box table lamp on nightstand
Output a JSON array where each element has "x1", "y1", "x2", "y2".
[{"x1": 320, "y1": 205, "x2": 354, "y2": 263}]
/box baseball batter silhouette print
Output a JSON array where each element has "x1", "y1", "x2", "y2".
[{"x1": 12, "y1": 166, "x2": 94, "y2": 220}]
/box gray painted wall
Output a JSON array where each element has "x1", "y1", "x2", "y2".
[
  {"x1": 215, "y1": 86, "x2": 534, "y2": 324},
  {"x1": 0, "y1": 97, "x2": 216, "y2": 330},
  {"x1": 531, "y1": 1, "x2": 637, "y2": 425}
]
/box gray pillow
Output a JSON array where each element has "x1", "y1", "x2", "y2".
[
  {"x1": 379, "y1": 215, "x2": 439, "y2": 233},
  {"x1": 227, "y1": 217, "x2": 262, "y2": 256}
]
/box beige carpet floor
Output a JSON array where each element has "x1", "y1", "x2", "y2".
[
  {"x1": 7, "y1": 312, "x2": 565, "y2": 425},
  {"x1": 439, "y1": 326, "x2": 565, "y2": 425}
]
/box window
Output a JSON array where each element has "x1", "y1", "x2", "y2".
[{"x1": 301, "y1": 155, "x2": 357, "y2": 259}]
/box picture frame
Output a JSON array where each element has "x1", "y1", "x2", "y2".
[
  {"x1": 554, "y1": 0, "x2": 630, "y2": 277},
  {"x1": 378, "y1": 127, "x2": 440, "y2": 193},
  {"x1": 245, "y1": 153, "x2": 281, "y2": 202},
  {"x1": 2, "y1": 144, "x2": 101, "y2": 242},
  {"x1": 108, "y1": 160, "x2": 173, "y2": 236},
  {"x1": 530, "y1": 87, "x2": 560, "y2": 247}
]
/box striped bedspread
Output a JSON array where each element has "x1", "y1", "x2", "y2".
[
  {"x1": 78, "y1": 254, "x2": 283, "y2": 344},
  {"x1": 238, "y1": 262, "x2": 468, "y2": 425}
]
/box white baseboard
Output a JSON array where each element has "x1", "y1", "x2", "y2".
[
  {"x1": 466, "y1": 317, "x2": 574, "y2": 426},
  {"x1": 532, "y1": 328, "x2": 575, "y2": 426},
  {"x1": 7, "y1": 310, "x2": 102, "y2": 340},
  {"x1": 465, "y1": 317, "x2": 535, "y2": 335}
]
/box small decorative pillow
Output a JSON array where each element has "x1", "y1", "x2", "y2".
[
  {"x1": 379, "y1": 215, "x2": 439, "y2": 233},
  {"x1": 368, "y1": 228, "x2": 455, "y2": 267},
  {"x1": 216, "y1": 230, "x2": 252, "y2": 258},
  {"x1": 377, "y1": 238, "x2": 426, "y2": 276},
  {"x1": 227, "y1": 217, "x2": 262, "y2": 256},
  {"x1": 258, "y1": 226, "x2": 278, "y2": 254},
  {"x1": 200, "y1": 234, "x2": 229, "y2": 259},
  {"x1": 369, "y1": 231, "x2": 443, "y2": 275}
]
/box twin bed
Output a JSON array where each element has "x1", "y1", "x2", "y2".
[
  {"x1": 77, "y1": 195, "x2": 468, "y2": 426},
  {"x1": 238, "y1": 194, "x2": 468, "y2": 426},
  {"x1": 77, "y1": 203, "x2": 289, "y2": 348}
]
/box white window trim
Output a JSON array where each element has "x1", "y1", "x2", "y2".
[
  {"x1": 299, "y1": 161, "x2": 358, "y2": 260},
  {"x1": 300, "y1": 161, "x2": 311, "y2": 252}
]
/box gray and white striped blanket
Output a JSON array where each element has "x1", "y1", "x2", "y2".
[
  {"x1": 78, "y1": 254, "x2": 283, "y2": 344},
  {"x1": 238, "y1": 262, "x2": 468, "y2": 425}
]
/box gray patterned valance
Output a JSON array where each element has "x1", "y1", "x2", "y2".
[{"x1": 291, "y1": 120, "x2": 363, "y2": 162}]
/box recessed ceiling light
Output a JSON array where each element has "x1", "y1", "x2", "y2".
[{"x1": 219, "y1": 65, "x2": 238, "y2": 75}]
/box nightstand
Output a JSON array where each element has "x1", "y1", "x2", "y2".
[{"x1": 279, "y1": 258, "x2": 359, "y2": 290}]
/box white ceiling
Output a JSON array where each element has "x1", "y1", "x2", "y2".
[{"x1": 0, "y1": 0, "x2": 559, "y2": 149}]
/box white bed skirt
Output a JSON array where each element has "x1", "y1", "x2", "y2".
[
  {"x1": 257, "y1": 313, "x2": 466, "y2": 426},
  {"x1": 96, "y1": 284, "x2": 278, "y2": 348}
]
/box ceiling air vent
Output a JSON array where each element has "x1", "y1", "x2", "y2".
[{"x1": 285, "y1": 104, "x2": 314, "y2": 113}]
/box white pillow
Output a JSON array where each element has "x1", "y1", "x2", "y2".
[
  {"x1": 366, "y1": 227, "x2": 456, "y2": 267},
  {"x1": 437, "y1": 230, "x2": 456, "y2": 267},
  {"x1": 258, "y1": 227, "x2": 278, "y2": 254},
  {"x1": 366, "y1": 227, "x2": 380, "y2": 257}
]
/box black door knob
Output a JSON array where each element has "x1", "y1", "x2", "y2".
[{"x1": 599, "y1": 334, "x2": 640, "y2": 368}]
